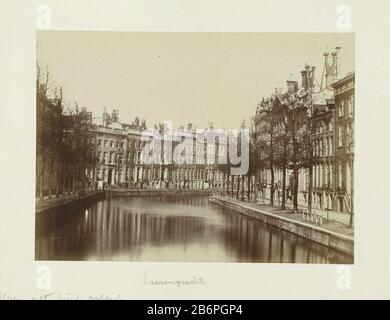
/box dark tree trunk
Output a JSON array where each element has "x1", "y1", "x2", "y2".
[
  {"x1": 56, "y1": 161, "x2": 61, "y2": 197},
  {"x1": 241, "y1": 175, "x2": 245, "y2": 201},
  {"x1": 293, "y1": 168, "x2": 299, "y2": 212},
  {"x1": 72, "y1": 165, "x2": 76, "y2": 194},
  {"x1": 253, "y1": 174, "x2": 258, "y2": 203},
  {"x1": 247, "y1": 175, "x2": 251, "y2": 201},
  {"x1": 349, "y1": 158, "x2": 354, "y2": 227},
  {"x1": 236, "y1": 176, "x2": 240, "y2": 200},
  {"x1": 281, "y1": 165, "x2": 286, "y2": 210},
  {"x1": 308, "y1": 166, "x2": 313, "y2": 212},
  {"x1": 48, "y1": 165, "x2": 53, "y2": 199},
  {"x1": 39, "y1": 172, "x2": 44, "y2": 200},
  {"x1": 270, "y1": 165, "x2": 275, "y2": 206},
  {"x1": 231, "y1": 175, "x2": 234, "y2": 197},
  {"x1": 226, "y1": 174, "x2": 229, "y2": 196},
  {"x1": 222, "y1": 173, "x2": 225, "y2": 195}
]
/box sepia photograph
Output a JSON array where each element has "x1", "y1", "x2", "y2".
[
  {"x1": 35, "y1": 31, "x2": 355, "y2": 264},
  {"x1": 5, "y1": 0, "x2": 390, "y2": 304}
]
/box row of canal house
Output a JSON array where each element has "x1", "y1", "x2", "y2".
[
  {"x1": 86, "y1": 110, "x2": 225, "y2": 190},
  {"x1": 255, "y1": 49, "x2": 354, "y2": 215}
]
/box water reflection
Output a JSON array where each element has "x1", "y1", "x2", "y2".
[{"x1": 35, "y1": 196, "x2": 353, "y2": 263}]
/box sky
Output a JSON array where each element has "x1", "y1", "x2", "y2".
[{"x1": 36, "y1": 32, "x2": 354, "y2": 130}]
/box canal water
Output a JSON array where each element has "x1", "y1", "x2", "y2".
[{"x1": 35, "y1": 195, "x2": 353, "y2": 263}]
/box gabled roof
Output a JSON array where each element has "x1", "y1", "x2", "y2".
[
  {"x1": 331, "y1": 71, "x2": 355, "y2": 88},
  {"x1": 312, "y1": 87, "x2": 334, "y2": 106}
]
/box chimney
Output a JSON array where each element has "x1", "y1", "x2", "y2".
[
  {"x1": 324, "y1": 52, "x2": 331, "y2": 87},
  {"x1": 325, "y1": 51, "x2": 338, "y2": 87},
  {"x1": 301, "y1": 70, "x2": 308, "y2": 89},
  {"x1": 324, "y1": 52, "x2": 330, "y2": 67},
  {"x1": 187, "y1": 123, "x2": 193, "y2": 132},
  {"x1": 335, "y1": 46, "x2": 341, "y2": 79},
  {"x1": 287, "y1": 80, "x2": 298, "y2": 93},
  {"x1": 111, "y1": 109, "x2": 119, "y2": 122},
  {"x1": 103, "y1": 110, "x2": 111, "y2": 127},
  {"x1": 331, "y1": 52, "x2": 337, "y2": 71},
  {"x1": 309, "y1": 66, "x2": 316, "y2": 88}
]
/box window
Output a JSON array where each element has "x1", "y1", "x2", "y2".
[
  {"x1": 317, "y1": 140, "x2": 320, "y2": 156},
  {"x1": 329, "y1": 137, "x2": 333, "y2": 155},
  {"x1": 339, "y1": 100, "x2": 344, "y2": 117},
  {"x1": 110, "y1": 141, "x2": 113, "y2": 147},
  {"x1": 338, "y1": 125, "x2": 343, "y2": 147},
  {"x1": 350, "y1": 123, "x2": 354, "y2": 146},
  {"x1": 338, "y1": 163, "x2": 343, "y2": 188},
  {"x1": 98, "y1": 139, "x2": 102, "y2": 146},
  {"x1": 319, "y1": 164, "x2": 322, "y2": 186},
  {"x1": 104, "y1": 140, "x2": 108, "y2": 147},
  {"x1": 326, "y1": 164, "x2": 330, "y2": 187},
  {"x1": 348, "y1": 95, "x2": 354, "y2": 117},
  {"x1": 346, "y1": 123, "x2": 353, "y2": 147},
  {"x1": 312, "y1": 165, "x2": 316, "y2": 187},
  {"x1": 329, "y1": 164, "x2": 333, "y2": 186},
  {"x1": 346, "y1": 162, "x2": 352, "y2": 193},
  {"x1": 103, "y1": 152, "x2": 107, "y2": 163},
  {"x1": 324, "y1": 138, "x2": 328, "y2": 156}
]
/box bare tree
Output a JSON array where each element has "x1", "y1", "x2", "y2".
[
  {"x1": 247, "y1": 115, "x2": 265, "y2": 202},
  {"x1": 256, "y1": 98, "x2": 278, "y2": 206},
  {"x1": 36, "y1": 65, "x2": 96, "y2": 200},
  {"x1": 36, "y1": 64, "x2": 63, "y2": 199},
  {"x1": 273, "y1": 107, "x2": 290, "y2": 210}
]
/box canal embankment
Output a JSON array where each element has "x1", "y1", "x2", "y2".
[
  {"x1": 107, "y1": 189, "x2": 213, "y2": 197},
  {"x1": 35, "y1": 191, "x2": 105, "y2": 213},
  {"x1": 36, "y1": 189, "x2": 213, "y2": 213},
  {"x1": 209, "y1": 195, "x2": 354, "y2": 256}
]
